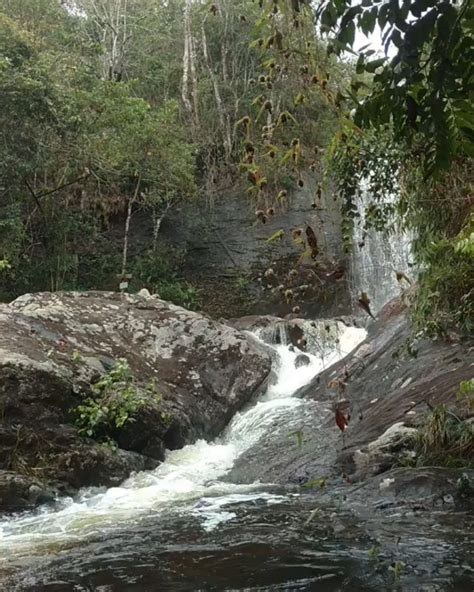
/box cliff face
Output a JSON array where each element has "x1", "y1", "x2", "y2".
[
  {"x1": 161, "y1": 177, "x2": 352, "y2": 318},
  {"x1": 16, "y1": 178, "x2": 350, "y2": 320}
]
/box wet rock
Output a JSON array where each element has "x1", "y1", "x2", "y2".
[
  {"x1": 353, "y1": 422, "x2": 417, "y2": 479},
  {"x1": 294, "y1": 354, "x2": 310, "y2": 368},
  {"x1": 296, "y1": 302, "x2": 473, "y2": 481},
  {"x1": 0, "y1": 471, "x2": 55, "y2": 512},
  {"x1": 229, "y1": 314, "x2": 356, "y2": 359},
  {"x1": 228, "y1": 302, "x2": 472, "y2": 492},
  {"x1": 0, "y1": 291, "x2": 271, "y2": 512},
  {"x1": 326, "y1": 467, "x2": 474, "y2": 513},
  {"x1": 229, "y1": 315, "x2": 280, "y2": 332}
]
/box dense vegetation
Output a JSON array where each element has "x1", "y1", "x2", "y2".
[
  {"x1": 314, "y1": 0, "x2": 473, "y2": 335},
  {"x1": 0, "y1": 0, "x2": 472, "y2": 334}
]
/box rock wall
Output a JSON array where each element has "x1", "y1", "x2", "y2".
[{"x1": 161, "y1": 177, "x2": 352, "y2": 318}]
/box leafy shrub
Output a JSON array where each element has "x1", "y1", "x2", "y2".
[
  {"x1": 156, "y1": 280, "x2": 199, "y2": 310},
  {"x1": 75, "y1": 359, "x2": 161, "y2": 441},
  {"x1": 412, "y1": 242, "x2": 473, "y2": 337},
  {"x1": 413, "y1": 405, "x2": 473, "y2": 468},
  {"x1": 131, "y1": 248, "x2": 200, "y2": 310}
]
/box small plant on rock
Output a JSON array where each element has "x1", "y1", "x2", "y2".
[
  {"x1": 75, "y1": 359, "x2": 161, "y2": 441},
  {"x1": 414, "y1": 405, "x2": 473, "y2": 467},
  {"x1": 457, "y1": 379, "x2": 474, "y2": 414}
]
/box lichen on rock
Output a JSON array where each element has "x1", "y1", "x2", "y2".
[{"x1": 0, "y1": 291, "x2": 271, "y2": 512}]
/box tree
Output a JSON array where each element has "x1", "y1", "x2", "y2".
[
  {"x1": 316, "y1": 0, "x2": 472, "y2": 176},
  {"x1": 250, "y1": 0, "x2": 473, "y2": 333},
  {"x1": 0, "y1": 1, "x2": 195, "y2": 298}
]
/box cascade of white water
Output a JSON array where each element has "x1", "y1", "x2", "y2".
[
  {"x1": 350, "y1": 181, "x2": 413, "y2": 315},
  {"x1": 0, "y1": 322, "x2": 366, "y2": 563}
]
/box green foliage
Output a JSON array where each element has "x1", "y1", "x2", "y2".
[
  {"x1": 0, "y1": 1, "x2": 196, "y2": 300},
  {"x1": 413, "y1": 405, "x2": 474, "y2": 468},
  {"x1": 75, "y1": 359, "x2": 161, "y2": 441},
  {"x1": 235, "y1": 273, "x2": 252, "y2": 292},
  {"x1": 330, "y1": 123, "x2": 473, "y2": 335},
  {"x1": 232, "y1": 0, "x2": 349, "y2": 217},
  {"x1": 317, "y1": 0, "x2": 473, "y2": 178},
  {"x1": 130, "y1": 248, "x2": 200, "y2": 310},
  {"x1": 390, "y1": 560, "x2": 405, "y2": 581},
  {"x1": 157, "y1": 281, "x2": 200, "y2": 311},
  {"x1": 0, "y1": 259, "x2": 11, "y2": 272},
  {"x1": 401, "y1": 157, "x2": 474, "y2": 335},
  {"x1": 454, "y1": 214, "x2": 474, "y2": 258},
  {"x1": 458, "y1": 379, "x2": 474, "y2": 414},
  {"x1": 71, "y1": 350, "x2": 84, "y2": 365},
  {"x1": 302, "y1": 477, "x2": 326, "y2": 490},
  {"x1": 328, "y1": 125, "x2": 401, "y2": 250},
  {"x1": 288, "y1": 430, "x2": 304, "y2": 449},
  {"x1": 412, "y1": 241, "x2": 473, "y2": 337},
  {"x1": 367, "y1": 545, "x2": 381, "y2": 560}
]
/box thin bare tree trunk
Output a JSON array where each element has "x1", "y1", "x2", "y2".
[
  {"x1": 85, "y1": 0, "x2": 128, "y2": 81},
  {"x1": 189, "y1": 33, "x2": 200, "y2": 126},
  {"x1": 152, "y1": 201, "x2": 172, "y2": 251},
  {"x1": 181, "y1": 0, "x2": 193, "y2": 117},
  {"x1": 121, "y1": 176, "x2": 141, "y2": 277},
  {"x1": 201, "y1": 23, "x2": 232, "y2": 161},
  {"x1": 217, "y1": 0, "x2": 229, "y2": 84}
]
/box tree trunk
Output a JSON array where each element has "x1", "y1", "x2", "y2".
[
  {"x1": 201, "y1": 23, "x2": 232, "y2": 161},
  {"x1": 189, "y1": 32, "x2": 200, "y2": 126},
  {"x1": 152, "y1": 201, "x2": 171, "y2": 252},
  {"x1": 85, "y1": 0, "x2": 128, "y2": 81},
  {"x1": 181, "y1": 0, "x2": 193, "y2": 118},
  {"x1": 121, "y1": 177, "x2": 141, "y2": 277}
]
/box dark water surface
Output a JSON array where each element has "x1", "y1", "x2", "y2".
[{"x1": 2, "y1": 494, "x2": 472, "y2": 592}]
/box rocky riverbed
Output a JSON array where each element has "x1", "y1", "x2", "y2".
[{"x1": 0, "y1": 292, "x2": 472, "y2": 591}]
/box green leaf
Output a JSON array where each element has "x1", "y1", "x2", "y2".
[
  {"x1": 321, "y1": 3, "x2": 338, "y2": 30},
  {"x1": 340, "y1": 5, "x2": 362, "y2": 30},
  {"x1": 404, "y1": 8, "x2": 438, "y2": 51},
  {"x1": 266, "y1": 229, "x2": 285, "y2": 242},
  {"x1": 359, "y1": 8, "x2": 377, "y2": 37},
  {"x1": 288, "y1": 430, "x2": 304, "y2": 448},
  {"x1": 338, "y1": 20, "x2": 356, "y2": 47},
  {"x1": 378, "y1": 3, "x2": 390, "y2": 29},
  {"x1": 410, "y1": 0, "x2": 438, "y2": 18},
  {"x1": 365, "y1": 57, "x2": 386, "y2": 73}
]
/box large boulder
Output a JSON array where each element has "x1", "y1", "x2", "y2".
[
  {"x1": 0, "y1": 291, "x2": 271, "y2": 511},
  {"x1": 296, "y1": 300, "x2": 473, "y2": 482}
]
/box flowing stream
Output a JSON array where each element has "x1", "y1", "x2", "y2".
[
  {"x1": 0, "y1": 325, "x2": 366, "y2": 584},
  {"x1": 0, "y1": 323, "x2": 472, "y2": 591}
]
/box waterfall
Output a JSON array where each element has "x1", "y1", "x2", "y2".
[
  {"x1": 350, "y1": 181, "x2": 413, "y2": 315},
  {"x1": 0, "y1": 322, "x2": 366, "y2": 565},
  {"x1": 259, "y1": 321, "x2": 290, "y2": 346},
  {"x1": 258, "y1": 318, "x2": 355, "y2": 360}
]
